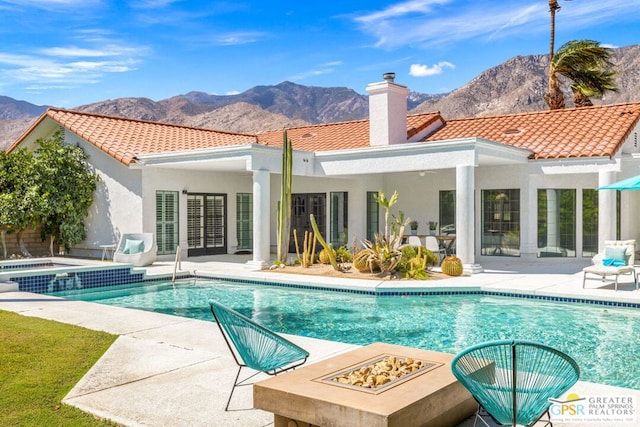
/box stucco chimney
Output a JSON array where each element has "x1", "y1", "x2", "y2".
[{"x1": 366, "y1": 72, "x2": 409, "y2": 146}]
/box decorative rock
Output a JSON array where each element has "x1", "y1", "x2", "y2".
[{"x1": 331, "y1": 355, "x2": 425, "y2": 389}]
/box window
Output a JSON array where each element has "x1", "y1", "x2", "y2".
[
  {"x1": 439, "y1": 190, "x2": 456, "y2": 235},
  {"x1": 187, "y1": 193, "x2": 227, "y2": 256},
  {"x1": 290, "y1": 193, "x2": 326, "y2": 253},
  {"x1": 156, "y1": 191, "x2": 178, "y2": 255},
  {"x1": 537, "y1": 189, "x2": 575, "y2": 257},
  {"x1": 582, "y1": 189, "x2": 598, "y2": 257},
  {"x1": 330, "y1": 192, "x2": 348, "y2": 247},
  {"x1": 236, "y1": 193, "x2": 253, "y2": 250},
  {"x1": 481, "y1": 189, "x2": 520, "y2": 256},
  {"x1": 366, "y1": 192, "x2": 379, "y2": 241}
]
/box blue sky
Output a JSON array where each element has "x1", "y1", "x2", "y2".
[{"x1": 0, "y1": 0, "x2": 639, "y2": 108}]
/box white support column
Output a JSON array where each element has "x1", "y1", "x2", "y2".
[
  {"x1": 456, "y1": 164, "x2": 483, "y2": 274},
  {"x1": 598, "y1": 170, "x2": 617, "y2": 250},
  {"x1": 520, "y1": 175, "x2": 538, "y2": 258},
  {"x1": 247, "y1": 170, "x2": 271, "y2": 269}
]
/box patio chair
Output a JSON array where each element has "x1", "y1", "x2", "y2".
[
  {"x1": 209, "y1": 300, "x2": 309, "y2": 411},
  {"x1": 451, "y1": 339, "x2": 580, "y2": 427},
  {"x1": 113, "y1": 233, "x2": 157, "y2": 267},
  {"x1": 407, "y1": 235, "x2": 423, "y2": 247},
  {"x1": 425, "y1": 235, "x2": 446, "y2": 263},
  {"x1": 583, "y1": 240, "x2": 637, "y2": 291}
]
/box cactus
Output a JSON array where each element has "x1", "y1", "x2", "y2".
[
  {"x1": 319, "y1": 248, "x2": 335, "y2": 264},
  {"x1": 276, "y1": 130, "x2": 293, "y2": 264},
  {"x1": 293, "y1": 229, "x2": 316, "y2": 268},
  {"x1": 353, "y1": 249, "x2": 370, "y2": 272},
  {"x1": 310, "y1": 214, "x2": 340, "y2": 271},
  {"x1": 441, "y1": 256, "x2": 463, "y2": 276}
]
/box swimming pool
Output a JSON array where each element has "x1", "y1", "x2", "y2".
[{"x1": 56, "y1": 279, "x2": 640, "y2": 390}]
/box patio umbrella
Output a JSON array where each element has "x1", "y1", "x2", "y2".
[{"x1": 597, "y1": 174, "x2": 640, "y2": 191}]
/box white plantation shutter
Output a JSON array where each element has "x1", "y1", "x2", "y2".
[
  {"x1": 156, "y1": 191, "x2": 179, "y2": 255},
  {"x1": 236, "y1": 193, "x2": 253, "y2": 250}
]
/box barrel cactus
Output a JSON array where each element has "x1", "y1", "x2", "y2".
[
  {"x1": 441, "y1": 256, "x2": 463, "y2": 276},
  {"x1": 319, "y1": 248, "x2": 335, "y2": 264},
  {"x1": 354, "y1": 249, "x2": 378, "y2": 273}
]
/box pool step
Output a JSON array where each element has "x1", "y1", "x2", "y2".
[{"x1": 0, "y1": 281, "x2": 18, "y2": 292}]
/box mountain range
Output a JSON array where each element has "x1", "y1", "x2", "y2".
[{"x1": 1, "y1": 44, "x2": 639, "y2": 150}]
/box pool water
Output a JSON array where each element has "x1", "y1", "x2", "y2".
[{"x1": 58, "y1": 279, "x2": 640, "y2": 390}]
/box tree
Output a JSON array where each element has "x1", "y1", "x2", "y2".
[
  {"x1": 33, "y1": 131, "x2": 99, "y2": 254},
  {"x1": 547, "y1": 40, "x2": 617, "y2": 109},
  {"x1": 544, "y1": 0, "x2": 571, "y2": 109},
  {"x1": 0, "y1": 148, "x2": 41, "y2": 257}
]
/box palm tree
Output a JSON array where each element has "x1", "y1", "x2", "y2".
[
  {"x1": 544, "y1": 0, "x2": 571, "y2": 109},
  {"x1": 547, "y1": 40, "x2": 617, "y2": 109}
]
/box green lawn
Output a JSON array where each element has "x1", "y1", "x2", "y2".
[{"x1": 0, "y1": 310, "x2": 119, "y2": 426}]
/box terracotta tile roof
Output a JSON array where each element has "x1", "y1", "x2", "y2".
[
  {"x1": 424, "y1": 102, "x2": 640, "y2": 159},
  {"x1": 10, "y1": 103, "x2": 640, "y2": 165},
  {"x1": 256, "y1": 113, "x2": 443, "y2": 151},
  {"x1": 10, "y1": 108, "x2": 257, "y2": 165}
]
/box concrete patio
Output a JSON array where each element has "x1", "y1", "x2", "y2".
[{"x1": 1, "y1": 256, "x2": 639, "y2": 426}]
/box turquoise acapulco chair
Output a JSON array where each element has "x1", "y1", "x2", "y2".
[
  {"x1": 451, "y1": 339, "x2": 580, "y2": 427},
  {"x1": 209, "y1": 300, "x2": 309, "y2": 410}
]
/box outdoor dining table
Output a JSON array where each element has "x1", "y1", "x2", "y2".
[{"x1": 436, "y1": 235, "x2": 456, "y2": 256}]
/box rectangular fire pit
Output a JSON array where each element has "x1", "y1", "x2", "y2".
[
  {"x1": 254, "y1": 343, "x2": 478, "y2": 427},
  {"x1": 317, "y1": 354, "x2": 442, "y2": 394}
]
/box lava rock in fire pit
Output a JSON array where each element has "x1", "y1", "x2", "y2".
[{"x1": 332, "y1": 355, "x2": 425, "y2": 389}]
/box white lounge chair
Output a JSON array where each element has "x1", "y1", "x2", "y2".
[
  {"x1": 113, "y1": 233, "x2": 157, "y2": 267},
  {"x1": 582, "y1": 240, "x2": 637, "y2": 291}
]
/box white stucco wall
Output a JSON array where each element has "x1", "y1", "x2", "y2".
[
  {"x1": 141, "y1": 168, "x2": 254, "y2": 259},
  {"x1": 24, "y1": 117, "x2": 639, "y2": 265},
  {"x1": 380, "y1": 161, "x2": 640, "y2": 264},
  {"x1": 62, "y1": 133, "x2": 143, "y2": 257},
  {"x1": 383, "y1": 170, "x2": 455, "y2": 235},
  {"x1": 268, "y1": 173, "x2": 385, "y2": 253}
]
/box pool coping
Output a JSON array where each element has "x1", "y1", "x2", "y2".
[{"x1": 138, "y1": 268, "x2": 640, "y2": 309}]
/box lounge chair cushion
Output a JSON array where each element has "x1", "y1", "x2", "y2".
[
  {"x1": 123, "y1": 239, "x2": 145, "y2": 254},
  {"x1": 604, "y1": 246, "x2": 628, "y2": 265}
]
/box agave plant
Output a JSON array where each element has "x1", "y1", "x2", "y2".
[{"x1": 356, "y1": 191, "x2": 408, "y2": 275}]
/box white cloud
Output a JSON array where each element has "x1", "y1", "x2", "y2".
[
  {"x1": 0, "y1": 0, "x2": 101, "y2": 10},
  {"x1": 211, "y1": 31, "x2": 268, "y2": 46},
  {"x1": 355, "y1": 0, "x2": 452, "y2": 24},
  {"x1": 40, "y1": 44, "x2": 144, "y2": 58},
  {"x1": 409, "y1": 61, "x2": 455, "y2": 77},
  {"x1": 130, "y1": 0, "x2": 183, "y2": 9},
  {"x1": 0, "y1": 38, "x2": 147, "y2": 87},
  {"x1": 353, "y1": 0, "x2": 640, "y2": 50},
  {"x1": 288, "y1": 61, "x2": 343, "y2": 81}
]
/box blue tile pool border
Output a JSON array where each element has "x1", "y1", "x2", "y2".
[
  {"x1": 27, "y1": 267, "x2": 640, "y2": 310},
  {"x1": 198, "y1": 275, "x2": 640, "y2": 309}
]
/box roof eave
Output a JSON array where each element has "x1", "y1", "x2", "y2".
[
  {"x1": 135, "y1": 143, "x2": 279, "y2": 165},
  {"x1": 5, "y1": 109, "x2": 53, "y2": 153},
  {"x1": 315, "y1": 137, "x2": 532, "y2": 159}
]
